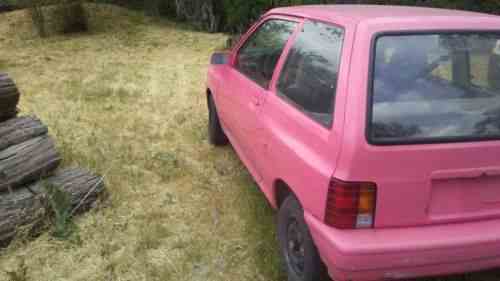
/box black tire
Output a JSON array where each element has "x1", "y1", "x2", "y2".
[
  {"x1": 207, "y1": 95, "x2": 228, "y2": 146},
  {"x1": 278, "y1": 195, "x2": 327, "y2": 281},
  {"x1": 0, "y1": 74, "x2": 20, "y2": 122}
]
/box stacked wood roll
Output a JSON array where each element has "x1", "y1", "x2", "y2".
[
  {"x1": 0, "y1": 74, "x2": 20, "y2": 122},
  {"x1": 0, "y1": 168, "x2": 105, "y2": 244},
  {"x1": 0, "y1": 73, "x2": 105, "y2": 246}
]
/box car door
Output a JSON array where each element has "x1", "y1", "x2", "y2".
[
  {"x1": 217, "y1": 17, "x2": 299, "y2": 181},
  {"x1": 256, "y1": 20, "x2": 349, "y2": 214}
]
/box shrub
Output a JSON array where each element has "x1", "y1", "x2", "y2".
[
  {"x1": 44, "y1": 183, "x2": 76, "y2": 239},
  {"x1": 138, "y1": 0, "x2": 500, "y2": 33},
  {"x1": 24, "y1": 0, "x2": 89, "y2": 36},
  {"x1": 24, "y1": 0, "x2": 500, "y2": 36},
  {"x1": 174, "y1": 0, "x2": 223, "y2": 32},
  {"x1": 52, "y1": 0, "x2": 88, "y2": 34},
  {"x1": 144, "y1": 0, "x2": 161, "y2": 16},
  {"x1": 24, "y1": 0, "x2": 48, "y2": 37}
]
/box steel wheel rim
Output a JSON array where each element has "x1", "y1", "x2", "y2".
[{"x1": 286, "y1": 218, "x2": 305, "y2": 276}]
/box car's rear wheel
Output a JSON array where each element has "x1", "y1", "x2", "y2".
[
  {"x1": 207, "y1": 94, "x2": 228, "y2": 146},
  {"x1": 278, "y1": 195, "x2": 327, "y2": 281}
]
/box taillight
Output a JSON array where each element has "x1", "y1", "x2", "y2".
[{"x1": 325, "y1": 178, "x2": 377, "y2": 229}]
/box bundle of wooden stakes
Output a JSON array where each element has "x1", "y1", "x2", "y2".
[{"x1": 0, "y1": 73, "x2": 105, "y2": 245}]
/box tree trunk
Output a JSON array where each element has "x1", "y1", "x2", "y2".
[
  {"x1": 0, "y1": 116, "x2": 48, "y2": 152},
  {"x1": 0, "y1": 168, "x2": 105, "y2": 244},
  {"x1": 175, "y1": 0, "x2": 186, "y2": 20},
  {"x1": 0, "y1": 74, "x2": 20, "y2": 122},
  {"x1": 174, "y1": 0, "x2": 221, "y2": 32},
  {"x1": 200, "y1": 0, "x2": 220, "y2": 33},
  {"x1": 0, "y1": 135, "x2": 61, "y2": 192}
]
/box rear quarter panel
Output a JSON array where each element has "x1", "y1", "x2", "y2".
[{"x1": 337, "y1": 17, "x2": 500, "y2": 228}]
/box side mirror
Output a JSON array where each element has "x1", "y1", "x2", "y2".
[{"x1": 211, "y1": 52, "x2": 229, "y2": 65}]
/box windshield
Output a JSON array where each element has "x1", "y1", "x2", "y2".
[{"x1": 369, "y1": 33, "x2": 500, "y2": 144}]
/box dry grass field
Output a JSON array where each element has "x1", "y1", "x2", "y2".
[
  {"x1": 0, "y1": 4, "x2": 499, "y2": 281},
  {"x1": 0, "y1": 5, "x2": 282, "y2": 281}
]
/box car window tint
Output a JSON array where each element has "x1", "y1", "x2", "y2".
[
  {"x1": 277, "y1": 21, "x2": 344, "y2": 128},
  {"x1": 371, "y1": 33, "x2": 500, "y2": 144},
  {"x1": 235, "y1": 20, "x2": 297, "y2": 89}
]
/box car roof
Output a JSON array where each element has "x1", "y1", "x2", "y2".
[{"x1": 267, "y1": 5, "x2": 497, "y2": 26}]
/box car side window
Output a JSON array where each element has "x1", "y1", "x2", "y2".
[
  {"x1": 235, "y1": 20, "x2": 298, "y2": 89},
  {"x1": 277, "y1": 21, "x2": 344, "y2": 128}
]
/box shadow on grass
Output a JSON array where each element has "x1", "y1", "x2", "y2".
[{"x1": 235, "y1": 169, "x2": 286, "y2": 281}]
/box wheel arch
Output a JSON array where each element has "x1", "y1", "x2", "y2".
[
  {"x1": 274, "y1": 179, "x2": 300, "y2": 209},
  {"x1": 206, "y1": 88, "x2": 212, "y2": 103}
]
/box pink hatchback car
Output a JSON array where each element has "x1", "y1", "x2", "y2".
[{"x1": 206, "y1": 5, "x2": 500, "y2": 281}]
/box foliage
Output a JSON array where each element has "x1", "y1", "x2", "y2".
[
  {"x1": 44, "y1": 183, "x2": 76, "y2": 239},
  {"x1": 18, "y1": 0, "x2": 500, "y2": 35},
  {"x1": 23, "y1": 0, "x2": 48, "y2": 37},
  {"x1": 172, "y1": 0, "x2": 223, "y2": 32},
  {"x1": 221, "y1": 0, "x2": 334, "y2": 33},
  {"x1": 11, "y1": 0, "x2": 500, "y2": 34},
  {"x1": 52, "y1": 0, "x2": 88, "y2": 33},
  {"x1": 144, "y1": 0, "x2": 161, "y2": 16},
  {"x1": 138, "y1": 0, "x2": 500, "y2": 33}
]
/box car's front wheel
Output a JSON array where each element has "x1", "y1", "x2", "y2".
[
  {"x1": 278, "y1": 195, "x2": 327, "y2": 281},
  {"x1": 207, "y1": 94, "x2": 228, "y2": 146}
]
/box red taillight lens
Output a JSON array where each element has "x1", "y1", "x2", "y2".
[{"x1": 325, "y1": 178, "x2": 377, "y2": 229}]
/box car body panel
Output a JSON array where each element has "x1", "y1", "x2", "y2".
[
  {"x1": 215, "y1": 15, "x2": 303, "y2": 186},
  {"x1": 257, "y1": 18, "x2": 356, "y2": 219},
  {"x1": 306, "y1": 212, "x2": 500, "y2": 281},
  {"x1": 338, "y1": 17, "x2": 500, "y2": 228},
  {"x1": 206, "y1": 5, "x2": 500, "y2": 281}
]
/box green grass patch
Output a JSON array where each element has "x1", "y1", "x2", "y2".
[{"x1": 44, "y1": 183, "x2": 78, "y2": 240}]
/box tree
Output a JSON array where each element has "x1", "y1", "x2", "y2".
[{"x1": 144, "y1": 0, "x2": 500, "y2": 33}]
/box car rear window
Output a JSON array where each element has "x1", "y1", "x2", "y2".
[{"x1": 369, "y1": 32, "x2": 500, "y2": 144}]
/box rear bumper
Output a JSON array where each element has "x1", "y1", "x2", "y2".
[{"x1": 304, "y1": 213, "x2": 500, "y2": 281}]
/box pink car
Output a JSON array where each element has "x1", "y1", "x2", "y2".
[{"x1": 206, "y1": 5, "x2": 500, "y2": 281}]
